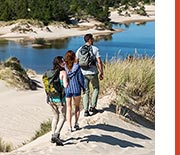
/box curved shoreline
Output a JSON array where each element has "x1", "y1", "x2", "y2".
[{"x1": 0, "y1": 5, "x2": 155, "y2": 41}]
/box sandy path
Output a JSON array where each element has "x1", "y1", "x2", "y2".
[{"x1": 4, "y1": 92, "x2": 155, "y2": 155}]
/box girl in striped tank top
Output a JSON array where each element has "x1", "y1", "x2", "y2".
[{"x1": 64, "y1": 50, "x2": 86, "y2": 132}]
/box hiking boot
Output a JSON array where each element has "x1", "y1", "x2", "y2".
[
  {"x1": 51, "y1": 133, "x2": 64, "y2": 146},
  {"x1": 51, "y1": 136, "x2": 56, "y2": 143},
  {"x1": 74, "y1": 123, "x2": 80, "y2": 130},
  {"x1": 84, "y1": 110, "x2": 90, "y2": 117},
  {"x1": 51, "y1": 133, "x2": 58, "y2": 143},
  {"x1": 56, "y1": 138, "x2": 64, "y2": 146},
  {"x1": 89, "y1": 107, "x2": 98, "y2": 115}
]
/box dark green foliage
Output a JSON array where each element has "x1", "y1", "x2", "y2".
[
  {"x1": 86, "y1": 0, "x2": 110, "y2": 22},
  {"x1": 136, "y1": 6, "x2": 147, "y2": 16},
  {"x1": 0, "y1": 0, "x2": 154, "y2": 24},
  {"x1": 0, "y1": 0, "x2": 111, "y2": 24}
]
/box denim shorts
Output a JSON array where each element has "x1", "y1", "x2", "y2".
[{"x1": 66, "y1": 92, "x2": 81, "y2": 98}]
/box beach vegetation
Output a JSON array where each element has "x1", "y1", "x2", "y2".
[
  {"x1": 117, "y1": 0, "x2": 151, "y2": 16},
  {"x1": 135, "y1": 6, "x2": 147, "y2": 16},
  {"x1": 100, "y1": 56, "x2": 155, "y2": 123},
  {"x1": 31, "y1": 119, "x2": 51, "y2": 141},
  {"x1": 0, "y1": 138, "x2": 12, "y2": 152},
  {"x1": 0, "y1": 57, "x2": 37, "y2": 90}
]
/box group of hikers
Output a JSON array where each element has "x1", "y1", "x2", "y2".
[{"x1": 44, "y1": 33, "x2": 104, "y2": 146}]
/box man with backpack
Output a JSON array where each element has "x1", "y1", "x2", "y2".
[{"x1": 76, "y1": 33, "x2": 104, "y2": 117}]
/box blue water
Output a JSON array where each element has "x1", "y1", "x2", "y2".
[{"x1": 0, "y1": 22, "x2": 155, "y2": 74}]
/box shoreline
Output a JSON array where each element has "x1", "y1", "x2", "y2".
[{"x1": 0, "y1": 5, "x2": 155, "y2": 41}]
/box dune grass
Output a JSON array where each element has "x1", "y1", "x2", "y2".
[
  {"x1": 31, "y1": 119, "x2": 51, "y2": 141},
  {"x1": 100, "y1": 57, "x2": 155, "y2": 122},
  {"x1": 0, "y1": 138, "x2": 12, "y2": 152}
]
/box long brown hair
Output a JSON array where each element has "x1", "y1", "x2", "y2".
[
  {"x1": 53, "y1": 56, "x2": 65, "y2": 71},
  {"x1": 64, "y1": 50, "x2": 76, "y2": 71}
]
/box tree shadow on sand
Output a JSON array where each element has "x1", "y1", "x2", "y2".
[
  {"x1": 80, "y1": 134, "x2": 144, "y2": 148},
  {"x1": 84, "y1": 124, "x2": 151, "y2": 140}
]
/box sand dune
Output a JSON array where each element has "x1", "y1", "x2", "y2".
[
  {"x1": 0, "y1": 75, "x2": 52, "y2": 148},
  {"x1": 4, "y1": 91, "x2": 155, "y2": 155}
]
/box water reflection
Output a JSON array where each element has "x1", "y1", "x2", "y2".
[
  {"x1": 48, "y1": 38, "x2": 70, "y2": 49},
  {"x1": 0, "y1": 39, "x2": 8, "y2": 48},
  {"x1": 0, "y1": 22, "x2": 155, "y2": 73},
  {"x1": 94, "y1": 34, "x2": 113, "y2": 42}
]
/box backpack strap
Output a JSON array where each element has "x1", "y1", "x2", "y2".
[{"x1": 89, "y1": 46, "x2": 96, "y2": 60}]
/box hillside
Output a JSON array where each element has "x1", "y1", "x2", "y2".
[{"x1": 4, "y1": 92, "x2": 155, "y2": 155}]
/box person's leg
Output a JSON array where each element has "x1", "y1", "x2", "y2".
[
  {"x1": 54, "y1": 103, "x2": 66, "y2": 134},
  {"x1": 73, "y1": 96, "x2": 81, "y2": 125},
  {"x1": 66, "y1": 97, "x2": 72, "y2": 130},
  {"x1": 50, "y1": 103, "x2": 63, "y2": 145},
  {"x1": 83, "y1": 76, "x2": 90, "y2": 111},
  {"x1": 51, "y1": 103, "x2": 66, "y2": 146},
  {"x1": 91, "y1": 74, "x2": 99, "y2": 108},
  {"x1": 50, "y1": 103, "x2": 58, "y2": 135}
]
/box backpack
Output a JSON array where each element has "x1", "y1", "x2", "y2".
[
  {"x1": 78, "y1": 45, "x2": 97, "y2": 70},
  {"x1": 42, "y1": 69, "x2": 64, "y2": 99}
]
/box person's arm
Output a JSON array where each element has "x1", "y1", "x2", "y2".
[
  {"x1": 77, "y1": 68, "x2": 86, "y2": 91},
  {"x1": 60, "y1": 70, "x2": 68, "y2": 88},
  {"x1": 97, "y1": 57, "x2": 104, "y2": 80},
  {"x1": 75, "y1": 48, "x2": 80, "y2": 63}
]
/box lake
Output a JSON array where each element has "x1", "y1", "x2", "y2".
[{"x1": 0, "y1": 21, "x2": 155, "y2": 74}]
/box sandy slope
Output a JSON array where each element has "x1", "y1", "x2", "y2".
[
  {"x1": 4, "y1": 91, "x2": 155, "y2": 155},
  {"x1": 110, "y1": 5, "x2": 155, "y2": 24},
  {"x1": 0, "y1": 75, "x2": 52, "y2": 148}
]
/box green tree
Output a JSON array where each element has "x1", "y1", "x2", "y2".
[
  {"x1": 0, "y1": 0, "x2": 14, "y2": 20},
  {"x1": 15, "y1": 0, "x2": 29, "y2": 19},
  {"x1": 28, "y1": 0, "x2": 51, "y2": 25},
  {"x1": 50, "y1": 0, "x2": 70, "y2": 22}
]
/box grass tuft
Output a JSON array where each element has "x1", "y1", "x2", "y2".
[
  {"x1": 31, "y1": 120, "x2": 51, "y2": 141},
  {"x1": 0, "y1": 138, "x2": 13, "y2": 152},
  {"x1": 100, "y1": 57, "x2": 155, "y2": 122}
]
